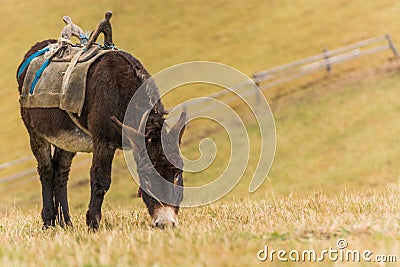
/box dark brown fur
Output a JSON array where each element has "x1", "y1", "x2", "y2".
[{"x1": 17, "y1": 40, "x2": 184, "y2": 229}]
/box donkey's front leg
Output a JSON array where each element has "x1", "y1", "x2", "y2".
[{"x1": 86, "y1": 142, "x2": 116, "y2": 230}]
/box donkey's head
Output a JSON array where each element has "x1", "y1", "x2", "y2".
[{"x1": 111, "y1": 110, "x2": 186, "y2": 228}]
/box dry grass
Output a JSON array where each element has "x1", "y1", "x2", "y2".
[{"x1": 0, "y1": 188, "x2": 399, "y2": 267}]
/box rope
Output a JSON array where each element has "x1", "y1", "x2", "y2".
[
  {"x1": 30, "y1": 59, "x2": 50, "y2": 94},
  {"x1": 67, "y1": 111, "x2": 92, "y2": 137},
  {"x1": 29, "y1": 46, "x2": 66, "y2": 94},
  {"x1": 17, "y1": 47, "x2": 50, "y2": 78}
]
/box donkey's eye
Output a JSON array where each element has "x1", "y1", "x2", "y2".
[{"x1": 173, "y1": 173, "x2": 180, "y2": 186}]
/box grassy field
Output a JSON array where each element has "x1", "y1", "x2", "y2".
[
  {"x1": 1, "y1": 189, "x2": 399, "y2": 267},
  {"x1": 1, "y1": 0, "x2": 400, "y2": 266}
]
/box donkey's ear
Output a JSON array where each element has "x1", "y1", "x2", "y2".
[
  {"x1": 170, "y1": 112, "x2": 187, "y2": 144},
  {"x1": 110, "y1": 116, "x2": 145, "y2": 151}
]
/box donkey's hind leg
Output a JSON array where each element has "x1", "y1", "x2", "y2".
[
  {"x1": 28, "y1": 131, "x2": 55, "y2": 228},
  {"x1": 53, "y1": 147, "x2": 76, "y2": 227}
]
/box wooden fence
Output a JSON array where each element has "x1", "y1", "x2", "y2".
[{"x1": 252, "y1": 34, "x2": 398, "y2": 89}]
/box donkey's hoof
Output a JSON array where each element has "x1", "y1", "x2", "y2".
[
  {"x1": 59, "y1": 220, "x2": 74, "y2": 228},
  {"x1": 87, "y1": 222, "x2": 99, "y2": 232},
  {"x1": 65, "y1": 220, "x2": 73, "y2": 228},
  {"x1": 86, "y1": 212, "x2": 101, "y2": 231},
  {"x1": 42, "y1": 220, "x2": 56, "y2": 230}
]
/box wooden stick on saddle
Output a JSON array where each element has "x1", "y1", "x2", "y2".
[{"x1": 85, "y1": 11, "x2": 114, "y2": 50}]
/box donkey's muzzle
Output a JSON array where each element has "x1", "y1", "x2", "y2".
[{"x1": 152, "y1": 206, "x2": 178, "y2": 229}]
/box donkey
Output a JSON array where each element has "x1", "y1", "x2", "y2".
[{"x1": 17, "y1": 40, "x2": 186, "y2": 230}]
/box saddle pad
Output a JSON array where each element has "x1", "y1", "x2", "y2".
[{"x1": 20, "y1": 49, "x2": 110, "y2": 116}]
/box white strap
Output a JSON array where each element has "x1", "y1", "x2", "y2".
[{"x1": 61, "y1": 49, "x2": 84, "y2": 94}]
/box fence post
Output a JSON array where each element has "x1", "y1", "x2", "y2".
[
  {"x1": 385, "y1": 33, "x2": 399, "y2": 57},
  {"x1": 323, "y1": 48, "x2": 331, "y2": 74},
  {"x1": 252, "y1": 74, "x2": 261, "y2": 104}
]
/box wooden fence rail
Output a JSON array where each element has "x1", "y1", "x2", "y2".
[{"x1": 253, "y1": 34, "x2": 398, "y2": 87}]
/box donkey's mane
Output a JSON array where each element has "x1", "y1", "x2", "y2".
[{"x1": 116, "y1": 50, "x2": 167, "y2": 139}]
